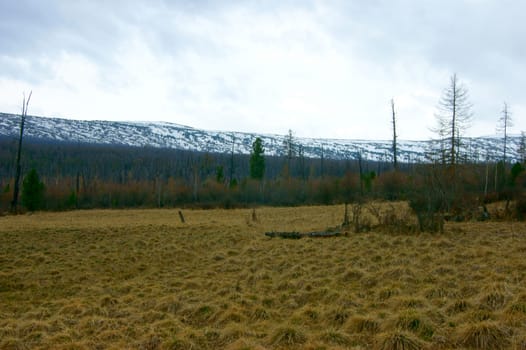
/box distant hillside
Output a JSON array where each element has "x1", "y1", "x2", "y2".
[{"x1": 0, "y1": 112, "x2": 520, "y2": 162}]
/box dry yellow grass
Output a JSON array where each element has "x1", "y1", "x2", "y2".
[{"x1": 1, "y1": 204, "x2": 525, "y2": 349}]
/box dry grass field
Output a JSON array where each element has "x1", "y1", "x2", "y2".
[{"x1": 1, "y1": 204, "x2": 526, "y2": 349}]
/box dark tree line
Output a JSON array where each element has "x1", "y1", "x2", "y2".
[
  {"x1": 1, "y1": 135, "x2": 523, "y2": 215},
  {"x1": 0, "y1": 136, "x2": 400, "y2": 211}
]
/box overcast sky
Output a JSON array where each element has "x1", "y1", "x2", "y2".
[{"x1": 0, "y1": 0, "x2": 524, "y2": 140}]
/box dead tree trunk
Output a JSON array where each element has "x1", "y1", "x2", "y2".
[
  {"x1": 11, "y1": 91, "x2": 32, "y2": 214},
  {"x1": 391, "y1": 98, "x2": 398, "y2": 170},
  {"x1": 342, "y1": 202, "x2": 350, "y2": 227}
]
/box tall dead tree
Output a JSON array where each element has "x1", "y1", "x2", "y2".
[
  {"x1": 497, "y1": 102, "x2": 513, "y2": 163},
  {"x1": 11, "y1": 91, "x2": 32, "y2": 213},
  {"x1": 297, "y1": 144, "x2": 306, "y2": 180},
  {"x1": 320, "y1": 145, "x2": 325, "y2": 179},
  {"x1": 283, "y1": 129, "x2": 295, "y2": 178},
  {"x1": 357, "y1": 152, "x2": 364, "y2": 196},
  {"x1": 433, "y1": 74, "x2": 473, "y2": 167},
  {"x1": 229, "y1": 133, "x2": 235, "y2": 187},
  {"x1": 391, "y1": 98, "x2": 398, "y2": 170}
]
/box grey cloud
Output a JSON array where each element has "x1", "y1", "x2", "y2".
[
  {"x1": 0, "y1": 0, "x2": 524, "y2": 137},
  {"x1": 1, "y1": 1, "x2": 134, "y2": 73},
  {"x1": 327, "y1": 1, "x2": 525, "y2": 71}
]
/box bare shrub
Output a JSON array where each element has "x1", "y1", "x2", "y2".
[
  {"x1": 367, "y1": 203, "x2": 417, "y2": 234},
  {"x1": 351, "y1": 202, "x2": 371, "y2": 232},
  {"x1": 409, "y1": 193, "x2": 444, "y2": 233}
]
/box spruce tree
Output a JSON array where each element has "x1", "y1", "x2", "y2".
[
  {"x1": 249, "y1": 137, "x2": 265, "y2": 180},
  {"x1": 22, "y1": 168, "x2": 45, "y2": 211}
]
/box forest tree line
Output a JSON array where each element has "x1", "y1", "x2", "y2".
[
  {"x1": 0, "y1": 136, "x2": 397, "y2": 210},
  {"x1": 0, "y1": 135, "x2": 524, "y2": 218}
]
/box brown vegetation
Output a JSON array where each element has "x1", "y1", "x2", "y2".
[{"x1": 1, "y1": 205, "x2": 526, "y2": 348}]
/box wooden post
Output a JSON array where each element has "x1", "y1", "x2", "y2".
[{"x1": 178, "y1": 210, "x2": 185, "y2": 223}]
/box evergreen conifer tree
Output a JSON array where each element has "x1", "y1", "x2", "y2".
[
  {"x1": 22, "y1": 168, "x2": 45, "y2": 211},
  {"x1": 249, "y1": 137, "x2": 265, "y2": 180}
]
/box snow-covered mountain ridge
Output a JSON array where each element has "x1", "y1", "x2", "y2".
[{"x1": 0, "y1": 113, "x2": 521, "y2": 163}]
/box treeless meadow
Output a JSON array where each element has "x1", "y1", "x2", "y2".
[{"x1": 1, "y1": 204, "x2": 526, "y2": 349}]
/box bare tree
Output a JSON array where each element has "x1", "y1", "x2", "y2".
[
  {"x1": 283, "y1": 129, "x2": 295, "y2": 177},
  {"x1": 320, "y1": 144, "x2": 325, "y2": 179},
  {"x1": 229, "y1": 133, "x2": 236, "y2": 187},
  {"x1": 284, "y1": 129, "x2": 295, "y2": 159},
  {"x1": 11, "y1": 91, "x2": 32, "y2": 213},
  {"x1": 391, "y1": 98, "x2": 398, "y2": 170},
  {"x1": 497, "y1": 102, "x2": 513, "y2": 162},
  {"x1": 433, "y1": 74, "x2": 473, "y2": 166}
]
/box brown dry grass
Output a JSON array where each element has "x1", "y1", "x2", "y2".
[{"x1": 1, "y1": 204, "x2": 525, "y2": 349}]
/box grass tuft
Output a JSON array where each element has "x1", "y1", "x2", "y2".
[
  {"x1": 394, "y1": 311, "x2": 434, "y2": 340},
  {"x1": 480, "y1": 291, "x2": 507, "y2": 310},
  {"x1": 162, "y1": 337, "x2": 195, "y2": 350},
  {"x1": 348, "y1": 316, "x2": 380, "y2": 334},
  {"x1": 224, "y1": 338, "x2": 266, "y2": 350},
  {"x1": 507, "y1": 302, "x2": 526, "y2": 315},
  {"x1": 250, "y1": 308, "x2": 270, "y2": 321},
  {"x1": 377, "y1": 287, "x2": 400, "y2": 301},
  {"x1": 447, "y1": 299, "x2": 471, "y2": 314},
  {"x1": 138, "y1": 334, "x2": 162, "y2": 350},
  {"x1": 375, "y1": 331, "x2": 424, "y2": 350},
  {"x1": 456, "y1": 321, "x2": 510, "y2": 349},
  {"x1": 326, "y1": 307, "x2": 350, "y2": 326},
  {"x1": 270, "y1": 326, "x2": 307, "y2": 346},
  {"x1": 319, "y1": 330, "x2": 352, "y2": 346},
  {"x1": 511, "y1": 336, "x2": 526, "y2": 350}
]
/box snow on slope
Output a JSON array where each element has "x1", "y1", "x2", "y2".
[{"x1": 0, "y1": 113, "x2": 520, "y2": 162}]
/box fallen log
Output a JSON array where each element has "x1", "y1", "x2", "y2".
[
  {"x1": 265, "y1": 231, "x2": 341, "y2": 239},
  {"x1": 265, "y1": 231, "x2": 302, "y2": 239},
  {"x1": 306, "y1": 231, "x2": 341, "y2": 237}
]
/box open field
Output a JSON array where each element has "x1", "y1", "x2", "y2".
[{"x1": 1, "y1": 205, "x2": 526, "y2": 349}]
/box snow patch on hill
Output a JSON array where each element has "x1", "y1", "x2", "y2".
[{"x1": 0, "y1": 113, "x2": 521, "y2": 162}]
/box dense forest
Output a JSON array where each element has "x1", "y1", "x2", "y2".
[{"x1": 1, "y1": 135, "x2": 525, "y2": 228}]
